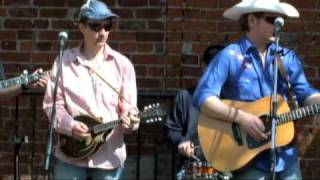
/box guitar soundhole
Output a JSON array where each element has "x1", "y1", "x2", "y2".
[{"x1": 246, "y1": 115, "x2": 271, "y2": 149}]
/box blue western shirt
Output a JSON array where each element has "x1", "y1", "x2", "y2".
[{"x1": 193, "y1": 36, "x2": 318, "y2": 172}]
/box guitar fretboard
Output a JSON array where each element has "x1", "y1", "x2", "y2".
[
  {"x1": 0, "y1": 71, "x2": 49, "y2": 89},
  {"x1": 277, "y1": 104, "x2": 320, "y2": 125}
]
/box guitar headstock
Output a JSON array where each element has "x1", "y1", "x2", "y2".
[{"x1": 140, "y1": 103, "x2": 167, "y2": 124}]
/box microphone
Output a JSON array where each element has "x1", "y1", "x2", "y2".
[
  {"x1": 58, "y1": 31, "x2": 68, "y2": 47},
  {"x1": 274, "y1": 17, "x2": 284, "y2": 47},
  {"x1": 273, "y1": 17, "x2": 284, "y2": 34}
]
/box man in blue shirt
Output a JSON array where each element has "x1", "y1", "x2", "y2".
[{"x1": 193, "y1": 0, "x2": 320, "y2": 179}]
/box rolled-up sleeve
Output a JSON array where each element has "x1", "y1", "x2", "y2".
[
  {"x1": 193, "y1": 52, "x2": 230, "y2": 110},
  {"x1": 286, "y1": 51, "x2": 319, "y2": 104},
  {"x1": 43, "y1": 58, "x2": 77, "y2": 137},
  {"x1": 119, "y1": 60, "x2": 138, "y2": 131}
]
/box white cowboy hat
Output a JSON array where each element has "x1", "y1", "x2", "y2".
[{"x1": 223, "y1": 0, "x2": 300, "y2": 20}]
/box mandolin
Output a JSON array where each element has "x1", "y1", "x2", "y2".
[{"x1": 60, "y1": 103, "x2": 166, "y2": 160}]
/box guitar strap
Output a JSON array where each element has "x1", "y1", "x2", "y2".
[
  {"x1": 84, "y1": 64, "x2": 137, "y2": 110},
  {"x1": 276, "y1": 55, "x2": 299, "y2": 110},
  {"x1": 276, "y1": 56, "x2": 299, "y2": 145}
]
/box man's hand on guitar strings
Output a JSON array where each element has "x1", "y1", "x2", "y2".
[
  {"x1": 27, "y1": 68, "x2": 49, "y2": 89},
  {"x1": 238, "y1": 111, "x2": 268, "y2": 141},
  {"x1": 71, "y1": 122, "x2": 91, "y2": 141}
]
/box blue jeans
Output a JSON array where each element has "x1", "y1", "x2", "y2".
[
  {"x1": 53, "y1": 158, "x2": 124, "y2": 180},
  {"x1": 233, "y1": 161, "x2": 302, "y2": 180}
]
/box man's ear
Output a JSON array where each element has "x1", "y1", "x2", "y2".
[
  {"x1": 247, "y1": 14, "x2": 257, "y2": 30},
  {"x1": 79, "y1": 23, "x2": 85, "y2": 32}
]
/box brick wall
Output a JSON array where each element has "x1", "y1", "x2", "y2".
[{"x1": 1, "y1": 0, "x2": 320, "y2": 179}]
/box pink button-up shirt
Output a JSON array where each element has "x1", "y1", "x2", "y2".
[{"x1": 43, "y1": 44, "x2": 138, "y2": 169}]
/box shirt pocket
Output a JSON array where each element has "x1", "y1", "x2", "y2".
[
  {"x1": 100, "y1": 81, "x2": 121, "y2": 107},
  {"x1": 236, "y1": 75, "x2": 260, "y2": 100}
]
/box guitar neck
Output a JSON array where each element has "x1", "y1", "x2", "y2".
[
  {"x1": 0, "y1": 71, "x2": 49, "y2": 89},
  {"x1": 277, "y1": 104, "x2": 320, "y2": 125}
]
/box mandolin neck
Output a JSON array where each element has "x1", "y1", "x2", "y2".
[{"x1": 91, "y1": 119, "x2": 122, "y2": 135}]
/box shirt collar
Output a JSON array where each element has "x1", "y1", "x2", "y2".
[
  {"x1": 73, "y1": 43, "x2": 116, "y2": 65},
  {"x1": 239, "y1": 35, "x2": 284, "y2": 56}
]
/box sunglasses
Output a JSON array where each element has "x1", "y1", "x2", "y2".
[
  {"x1": 262, "y1": 16, "x2": 277, "y2": 25},
  {"x1": 87, "y1": 22, "x2": 112, "y2": 32}
]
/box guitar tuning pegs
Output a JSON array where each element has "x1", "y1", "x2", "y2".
[{"x1": 22, "y1": 70, "x2": 28, "y2": 76}]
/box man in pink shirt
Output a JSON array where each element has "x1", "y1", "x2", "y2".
[{"x1": 43, "y1": 0, "x2": 139, "y2": 179}]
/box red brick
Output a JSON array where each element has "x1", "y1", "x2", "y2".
[
  {"x1": 132, "y1": 54, "x2": 163, "y2": 64},
  {"x1": 137, "y1": 43, "x2": 154, "y2": 52},
  {"x1": 167, "y1": 0, "x2": 183, "y2": 6},
  {"x1": 0, "y1": 52, "x2": 31, "y2": 62},
  {"x1": 217, "y1": 21, "x2": 240, "y2": 32},
  {"x1": 186, "y1": 0, "x2": 218, "y2": 9},
  {"x1": 113, "y1": 9, "x2": 134, "y2": 18},
  {"x1": 38, "y1": 31, "x2": 61, "y2": 41},
  {"x1": 20, "y1": 41, "x2": 33, "y2": 51},
  {"x1": 119, "y1": 42, "x2": 136, "y2": 52},
  {"x1": 40, "y1": 8, "x2": 67, "y2": 18},
  {"x1": 288, "y1": 0, "x2": 318, "y2": 9},
  {"x1": 109, "y1": 32, "x2": 136, "y2": 41},
  {"x1": 17, "y1": 31, "x2": 33, "y2": 40},
  {"x1": 52, "y1": 20, "x2": 77, "y2": 29},
  {"x1": 137, "y1": 77, "x2": 162, "y2": 89},
  {"x1": 8, "y1": 8, "x2": 37, "y2": 18},
  {"x1": 201, "y1": 10, "x2": 224, "y2": 21},
  {"x1": 33, "y1": 20, "x2": 50, "y2": 29},
  {"x1": 1, "y1": 41, "x2": 16, "y2": 50},
  {"x1": 148, "y1": 20, "x2": 164, "y2": 30},
  {"x1": 33, "y1": 0, "x2": 66, "y2": 7},
  {"x1": 148, "y1": 67, "x2": 164, "y2": 76},
  {"x1": 218, "y1": 0, "x2": 239, "y2": 8},
  {"x1": 135, "y1": 66, "x2": 147, "y2": 76},
  {"x1": 119, "y1": 0, "x2": 148, "y2": 7},
  {"x1": 0, "y1": 8, "x2": 7, "y2": 16},
  {"x1": 136, "y1": 8, "x2": 161, "y2": 19},
  {"x1": 136, "y1": 32, "x2": 164, "y2": 42},
  {"x1": 4, "y1": 19, "x2": 33, "y2": 29},
  {"x1": 4, "y1": 0, "x2": 30, "y2": 6},
  {"x1": 166, "y1": 43, "x2": 181, "y2": 54}
]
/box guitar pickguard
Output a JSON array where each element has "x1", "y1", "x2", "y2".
[{"x1": 246, "y1": 134, "x2": 269, "y2": 149}]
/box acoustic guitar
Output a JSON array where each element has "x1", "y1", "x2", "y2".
[
  {"x1": 198, "y1": 95, "x2": 320, "y2": 172},
  {"x1": 60, "y1": 103, "x2": 166, "y2": 160},
  {"x1": 0, "y1": 70, "x2": 50, "y2": 89}
]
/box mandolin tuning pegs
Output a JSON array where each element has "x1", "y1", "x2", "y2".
[{"x1": 22, "y1": 70, "x2": 28, "y2": 76}]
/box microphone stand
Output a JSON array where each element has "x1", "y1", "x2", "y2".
[
  {"x1": 44, "y1": 36, "x2": 66, "y2": 179},
  {"x1": 270, "y1": 22, "x2": 282, "y2": 180},
  {"x1": 13, "y1": 97, "x2": 29, "y2": 180}
]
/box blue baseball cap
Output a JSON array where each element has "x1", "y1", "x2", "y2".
[{"x1": 79, "y1": 0, "x2": 119, "y2": 21}]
